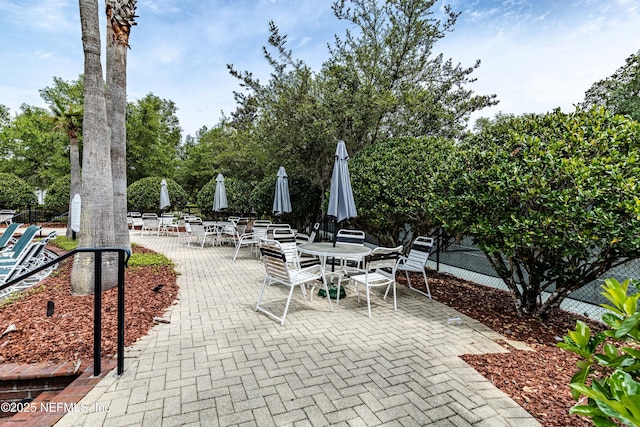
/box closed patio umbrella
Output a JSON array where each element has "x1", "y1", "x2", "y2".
[
  {"x1": 159, "y1": 179, "x2": 171, "y2": 210},
  {"x1": 327, "y1": 140, "x2": 357, "y2": 224},
  {"x1": 213, "y1": 173, "x2": 228, "y2": 212},
  {"x1": 272, "y1": 166, "x2": 292, "y2": 216}
]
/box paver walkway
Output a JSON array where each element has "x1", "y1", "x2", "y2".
[{"x1": 55, "y1": 232, "x2": 540, "y2": 426}]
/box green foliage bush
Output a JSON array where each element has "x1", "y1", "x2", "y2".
[
  {"x1": 435, "y1": 107, "x2": 640, "y2": 318},
  {"x1": 559, "y1": 278, "x2": 640, "y2": 426},
  {"x1": 250, "y1": 174, "x2": 321, "y2": 230},
  {"x1": 44, "y1": 174, "x2": 70, "y2": 213},
  {"x1": 0, "y1": 172, "x2": 37, "y2": 208},
  {"x1": 127, "y1": 177, "x2": 190, "y2": 213},
  {"x1": 196, "y1": 176, "x2": 253, "y2": 217},
  {"x1": 350, "y1": 136, "x2": 454, "y2": 246}
]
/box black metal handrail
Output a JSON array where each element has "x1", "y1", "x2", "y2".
[{"x1": 0, "y1": 247, "x2": 131, "y2": 377}]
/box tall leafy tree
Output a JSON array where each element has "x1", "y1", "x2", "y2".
[
  {"x1": 176, "y1": 125, "x2": 260, "y2": 196},
  {"x1": 228, "y1": 0, "x2": 497, "y2": 197},
  {"x1": 328, "y1": 0, "x2": 498, "y2": 143},
  {"x1": 126, "y1": 93, "x2": 181, "y2": 183},
  {"x1": 106, "y1": 0, "x2": 137, "y2": 249},
  {"x1": 0, "y1": 105, "x2": 10, "y2": 129},
  {"x1": 0, "y1": 104, "x2": 68, "y2": 190},
  {"x1": 582, "y1": 50, "x2": 640, "y2": 122},
  {"x1": 40, "y1": 76, "x2": 84, "y2": 237},
  {"x1": 72, "y1": 0, "x2": 117, "y2": 294}
]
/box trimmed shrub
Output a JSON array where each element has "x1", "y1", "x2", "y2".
[
  {"x1": 196, "y1": 176, "x2": 253, "y2": 218},
  {"x1": 250, "y1": 174, "x2": 321, "y2": 230},
  {"x1": 127, "y1": 177, "x2": 190, "y2": 213},
  {"x1": 44, "y1": 174, "x2": 71, "y2": 213},
  {"x1": 0, "y1": 173, "x2": 37, "y2": 208}
]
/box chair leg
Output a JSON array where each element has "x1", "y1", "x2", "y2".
[
  {"x1": 321, "y1": 280, "x2": 333, "y2": 312},
  {"x1": 366, "y1": 285, "x2": 372, "y2": 318},
  {"x1": 423, "y1": 271, "x2": 431, "y2": 298},
  {"x1": 393, "y1": 281, "x2": 397, "y2": 311},
  {"x1": 335, "y1": 274, "x2": 342, "y2": 305},
  {"x1": 232, "y1": 244, "x2": 241, "y2": 261},
  {"x1": 280, "y1": 285, "x2": 296, "y2": 325},
  {"x1": 255, "y1": 277, "x2": 269, "y2": 311}
]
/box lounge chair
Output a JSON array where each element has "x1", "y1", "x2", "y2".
[
  {"x1": 0, "y1": 225, "x2": 41, "y2": 262},
  {"x1": 0, "y1": 223, "x2": 22, "y2": 250}
]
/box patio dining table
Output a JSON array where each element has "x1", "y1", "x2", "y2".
[{"x1": 297, "y1": 242, "x2": 372, "y2": 301}]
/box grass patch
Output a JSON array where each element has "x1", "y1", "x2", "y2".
[
  {"x1": 47, "y1": 236, "x2": 171, "y2": 267},
  {"x1": 49, "y1": 235, "x2": 77, "y2": 251},
  {"x1": 128, "y1": 252, "x2": 173, "y2": 267}
]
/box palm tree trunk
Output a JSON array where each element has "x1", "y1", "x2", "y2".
[
  {"x1": 106, "y1": 0, "x2": 136, "y2": 250},
  {"x1": 71, "y1": 0, "x2": 117, "y2": 295}
]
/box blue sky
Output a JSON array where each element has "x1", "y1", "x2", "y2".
[{"x1": 0, "y1": 0, "x2": 638, "y2": 137}]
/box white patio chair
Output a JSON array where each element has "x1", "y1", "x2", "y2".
[
  {"x1": 295, "y1": 222, "x2": 319, "y2": 245},
  {"x1": 232, "y1": 230, "x2": 259, "y2": 260},
  {"x1": 335, "y1": 228, "x2": 366, "y2": 279},
  {"x1": 235, "y1": 218, "x2": 249, "y2": 235},
  {"x1": 272, "y1": 228, "x2": 300, "y2": 268},
  {"x1": 256, "y1": 241, "x2": 332, "y2": 325},
  {"x1": 252, "y1": 222, "x2": 270, "y2": 242},
  {"x1": 159, "y1": 214, "x2": 179, "y2": 236},
  {"x1": 266, "y1": 223, "x2": 292, "y2": 239},
  {"x1": 350, "y1": 245, "x2": 403, "y2": 318},
  {"x1": 253, "y1": 219, "x2": 272, "y2": 227},
  {"x1": 130, "y1": 217, "x2": 144, "y2": 233},
  {"x1": 141, "y1": 217, "x2": 160, "y2": 236},
  {"x1": 187, "y1": 223, "x2": 219, "y2": 248},
  {"x1": 396, "y1": 236, "x2": 434, "y2": 298}
]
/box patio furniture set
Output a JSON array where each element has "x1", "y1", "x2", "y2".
[{"x1": 127, "y1": 212, "x2": 434, "y2": 326}]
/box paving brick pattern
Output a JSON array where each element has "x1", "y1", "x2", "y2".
[{"x1": 55, "y1": 233, "x2": 540, "y2": 426}]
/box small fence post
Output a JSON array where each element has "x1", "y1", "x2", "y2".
[
  {"x1": 94, "y1": 252, "x2": 103, "y2": 377},
  {"x1": 436, "y1": 228, "x2": 441, "y2": 272},
  {"x1": 117, "y1": 250, "x2": 126, "y2": 376}
]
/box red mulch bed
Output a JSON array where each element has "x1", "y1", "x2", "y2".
[{"x1": 0, "y1": 245, "x2": 178, "y2": 364}]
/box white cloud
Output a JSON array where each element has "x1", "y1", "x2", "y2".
[
  {"x1": 0, "y1": 0, "x2": 77, "y2": 33},
  {"x1": 1, "y1": 0, "x2": 639, "y2": 136}
]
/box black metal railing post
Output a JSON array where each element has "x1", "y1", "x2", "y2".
[
  {"x1": 94, "y1": 252, "x2": 103, "y2": 377},
  {"x1": 117, "y1": 250, "x2": 125, "y2": 375}
]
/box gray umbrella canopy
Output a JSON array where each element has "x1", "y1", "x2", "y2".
[
  {"x1": 272, "y1": 166, "x2": 292, "y2": 216},
  {"x1": 159, "y1": 179, "x2": 171, "y2": 210},
  {"x1": 327, "y1": 140, "x2": 357, "y2": 223},
  {"x1": 213, "y1": 173, "x2": 228, "y2": 212}
]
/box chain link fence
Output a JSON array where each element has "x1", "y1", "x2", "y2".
[{"x1": 427, "y1": 234, "x2": 639, "y2": 319}]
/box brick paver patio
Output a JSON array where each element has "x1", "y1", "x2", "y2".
[{"x1": 54, "y1": 232, "x2": 540, "y2": 426}]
